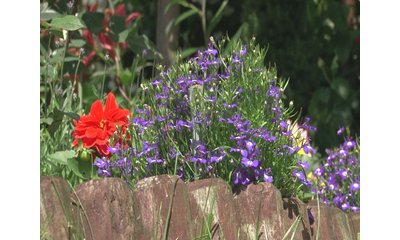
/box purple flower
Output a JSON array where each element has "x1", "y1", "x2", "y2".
[
  {"x1": 211, "y1": 148, "x2": 226, "y2": 163},
  {"x1": 338, "y1": 149, "x2": 348, "y2": 157},
  {"x1": 147, "y1": 156, "x2": 163, "y2": 164},
  {"x1": 307, "y1": 207, "x2": 314, "y2": 224},
  {"x1": 350, "y1": 182, "x2": 360, "y2": 191},
  {"x1": 341, "y1": 203, "x2": 349, "y2": 211},
  {"x1": 303, "y1": 145, "x2": 316, "y2": 155},
  {"x1": 263, "y1": 168, "x2": 273, "y2": 183},
  {"x1": 168, "y1": 147, "x2": 181, "y2": 159},
  {"x1": 67, "y1": 1, "x2": 74, "y2": 9},
  {"x1": 94, "y1": 157, "x2": 108, "y2": 168},
  {"x1": 107, "y1": 144, "x2": 121, "y2": 155},
  {"x1": 279, "y1": 120, "x2": 288, "y2": 129},
  {"x1": 299, "y1": 117, "x2": 317, "y2": 131},
  {"x1": 240, "y1": 45, "x2": 247, "y2": 55},
  {"x1": 241, "y1": 149, "x2": 259, "y2": 167},
  {"x1": 97, "y1": 169, "x2": 111, "y2": 177},
  {"x1": 293, "y1": 170, "x2": 305, "y2": 181},
  {"x1": 233, "y1": 168, "x2": 249, "y2": 185},
  {"x1": 337, "y1": 126, "x2": 344, "y2": 135},
  {"x1": 151, "y1": 79, "x2": 162, "y2": 85},
  {"x1": 350, "y1": 206, "x2": 360, "y2": 212},
  {"x1": 344, "y1": 140, "x2": 356, "y2": 149},
  {"x1": 297, "y1": 161, "x2": 310, "y2": 169},
  {"x1": 338, "y1": 169, "x2": 348, "y2": 180},
  {"x1": 204, "y1": 48, "x2": 218, "y2": 55}
]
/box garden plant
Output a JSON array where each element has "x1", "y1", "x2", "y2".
[{"x1": 40, "y1": 0, "x2": 360, "y2": 239}]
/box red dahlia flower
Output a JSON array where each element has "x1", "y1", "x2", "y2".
[{"x1": 72, "y1": 93, "x2": 132, "y2": 158}]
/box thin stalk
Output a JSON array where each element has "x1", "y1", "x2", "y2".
[
  {"x1": 255, "y1": 193, "x2": 263, "y2": 239},
  {"x1": 44, "y1": 34, "x2": 53, "y2": 116},
  {"x1": 60, "y1": 30, "x2": 70, "y2": 83},
  {"x1": 316, "y1": 194, "x2": 321, "y2": 240},
  {"x1": 100, "y1": 61, "x2": 107, "y2": 101},
  {"x1": 73, "y1": 59, "x2": 81, "y2": 90},
  {"x1": 163, "y1": 176, "x2": 179, "y2": 239}
]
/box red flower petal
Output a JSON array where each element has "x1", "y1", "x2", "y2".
[
  {"x1": 125, "y1": 12, "x2": 141, "y2": 25},
  {"x1": 90, "y1": 100, "x2": 104, "y2": 122},
  {"x1": 85, "y1": 127, "x2": 98, "y2": 138},
  {"x1": 104, "y1": 93, "x2": 118, "y2": 113},
  {"x1": 114, "y1": 4, "x2": 126, "y2": 17},
  {"x1": 98, "y1": 33, "x2": 114, "y2": 51},
  {"x1": 82, "y1": 30, "x2": 96, "y2": 48},
  {"x1": 82, "y1": 51, "x2": 97, "y2": 66},
  {"x1": 90, "y1": 3, "x2": 98, "y2": 12}
]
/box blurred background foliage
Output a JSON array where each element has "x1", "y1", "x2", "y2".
[{"x1": 41, "y1": 0, "x2": 360, "y2": 155}]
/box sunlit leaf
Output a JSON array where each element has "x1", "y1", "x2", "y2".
[
  {"x1": 50, "y1": 15, "x2": 86, "y2": 31},
  {"x1": 47, "y1": 150, "x2": 76, "y2": 165}
]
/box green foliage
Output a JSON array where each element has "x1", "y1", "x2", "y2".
[{"x1": 239, "y1": 0, "x2": 360, "y2": 154}]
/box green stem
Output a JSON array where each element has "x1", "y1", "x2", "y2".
[
  {"x1": 74, "y1": 59, "x2": 81, "y2": 89},
  {"x1": 320, "y1": 67, "x2": 332, "y2": 87},
  {"x1": 60, "y1": 30, "x2": 70, "y2": 84},
  {"x1": 44, "y1": 34, "x2": 53, "y2": 116},
  {"x1": 316, "y1": 194, "x2": 321, "y2": 240},
  {"x1": 101, "y1": 61, "x2": 107, "y2": 101}
]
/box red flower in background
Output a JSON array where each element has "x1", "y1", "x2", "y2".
[
  {"x1": 81, "y1": 3, "x2": 141, "y2": 66},
  {"x1": 71, "y1": 93, "x2": 132, "y2": 157}
]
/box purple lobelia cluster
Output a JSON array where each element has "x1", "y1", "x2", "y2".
[
  {"x1": 94, "y1": 37, "x2": 318, "y2": 196},
  {"x1": 310, "y1": 126, "x2": 360, "y2": 212}
]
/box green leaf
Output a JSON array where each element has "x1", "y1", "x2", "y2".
[
  {"x1": 64, "y1": 112, "x2": 80, "y2": 122},
  {"x1": 81, "y1": 12, "x2": 104, "y2": 34},
  {"x1": 40, "y1": 117, "x2": 53, "y2": 125},
  {"x1": 108, "y1": 15, "x2": 126, "y2": 42},
  {"x1": 118, "y1": 29, "x2": 130, "y2": 43},
  {"x1": 41, "y1": 21, "x2": 51, "y2": 29},
  {"x1": 67, "y1": 157, "x2": 94, "y2": 179},
  {"x1": 67, "y1": 158, "x2": 84, "y2": 178},
  {"x1": 127, "y1": 35, "x2": 162, "y2": 60},
  {"x1": 119, "y1": 69, "x2": 133, "y2": 85},
  {"x1": 331, "y1": 77, "x2": 350, "y2": 100},
  {"x1": 318, "y1": 87, "x2": 330, "y2": 103},
  {"x1": 48, "y1": 28, "x2": 64, "y2": 38},
  {"x1": 47, "y1": 108, "x2": 64, "y2": 137},
  {"x1": 206, "y1": 0, "x2": 229, "y2": 37},
  {"x1": 165, "y1": 0, "x2": 187, "y2": 13},
  {"x1": 47, "y1": 150, "x2": 76, "y2": 165},
  {"x1": 40, "y1": 3, "x2": 62, "y2": 21},
  {"x1": 40, "y1": 65, "x2": 56, "y2": 80},
  {"x1": 180, "y1": 47, "x2": 203, "y2": 60},
  {"x1": 330, "y1": 55, "x2": 339, "y2": 77},
  {"x1": 50, "y1": 15, "x2": 86, "y2": 31},
  {"x1": 165, "y1": 9, "x2": 198, "y2": 35},
  {"x1": 108, "y1": 15, "x2": 125, "y2": 34},
  {"x1": 222, "y1": 23, "x2": 248, "y2": 56},
  {"x1": 64, "y1": 56, "x2": 80, "y2": 62},
  {"x1": 69, "y1": 39, "x2": 86, "y2": 48},
  {"x1": 91, "y1": 83, "x2": 100, "y2": 98}
]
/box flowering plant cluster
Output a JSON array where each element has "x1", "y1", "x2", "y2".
[
  {"x1": 71, "y1": 37, "x2": 319, "y2": 197},
  {"x1": 309, "y1": 126, "x2": 360, "y2": 212}
]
